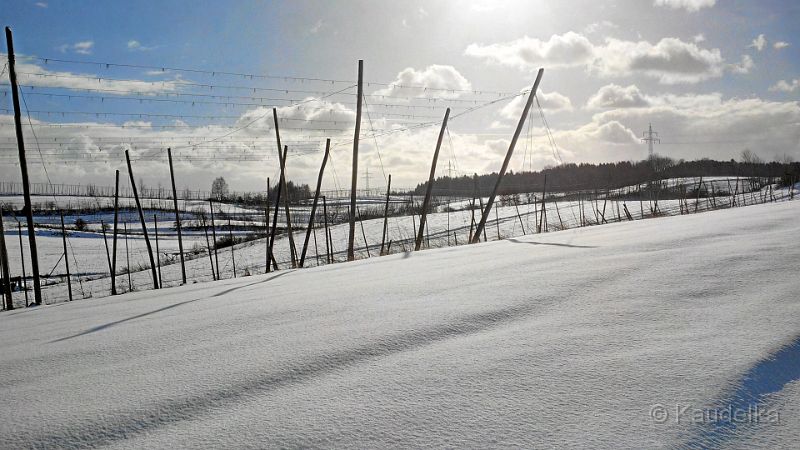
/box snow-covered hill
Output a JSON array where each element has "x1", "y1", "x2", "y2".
[{"x1": 1, "y1": 201, "x2": 798, "y2": 448}]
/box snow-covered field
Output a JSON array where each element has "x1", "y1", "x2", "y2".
[{"x1": 1, "y1": 200, "x2": 798, "y2": 447}]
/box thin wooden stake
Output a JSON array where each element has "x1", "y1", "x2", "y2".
[
  {"x1": 17, "y1": 221, "x2": 28, "y2": 306},
  {"x1": 111, "y1": 170, "x2": 119, "y2": 295},
  {"x1": 124, "y1": 222, "x2": 131, "y2": 290},
  {"x1": 167, "y1": 148, "x2": 187, "y2": 285},
  {"x1": 300, "y1": 139, "x2": 330, "y2": 267},
  {"x1": 60, "y1": 213, "x2": 73, "y2": 302},
  {"x1": 228, "y1": 218, "x2": 236, "y2": 278},
  {"x1": 380, "y1": 175, "x2": 392, "y2": 255},
  {"x1": 209, "y1": 200, "x2": 220, "y2": 280},
  {"x1": 202, "y1": 215, "x2": 216, "y2": 281},
  {"x1": 0, "y1": 213, "x2": 12, "y2": 310},
  {"x1": 153, "y1": 214, "x2": 162, "y2": 288},
  {"x1": 322, "y1": 195, "x2": 331, "y2": 263}
]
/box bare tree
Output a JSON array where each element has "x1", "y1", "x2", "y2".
[{"x1": 211, "y1": 177, "x2": 229, "y2": 200}]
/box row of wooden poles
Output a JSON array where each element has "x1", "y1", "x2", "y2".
[{"x1": 2, "y1": 24, "x2": 550, "y2": 311}]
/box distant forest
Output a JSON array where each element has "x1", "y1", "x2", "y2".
[{"x1": 413, "y1": 155, "x2": 800, "y2": 197}]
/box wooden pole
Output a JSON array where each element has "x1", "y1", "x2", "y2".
[
  {"x1": 472, "y1": 68, "x2": 544, "y2": 243},
  {"x1": 124, "y1": 222, "x2": 131, "y2": 290},
  {"x1": 153, "y1": 214, "x2": 162, "y2": 288},
  {"x1": 60, "y1": 213, "x2": 73, "y2": 302},
  {"x1": 101, "y1": 219, "x2": 112, "y2": 278},
  {"x1": 125, "y1": 150, "x2": 159, "y2": 290},
  {"x1": 513, "y1": 196, "x2": 526, "y2": 235},
  {"x1": 167, "y1": 148, "x2": 187, "y2": 285},
  {"x1": 111, "y1": 170, "x2": 119, "y2": 295},
  {"x1": 380, "y1": 175, "x2": 392, "y2": 255},
  {"x1": 5, "y1": 27, "x2": 42, "y2": 305},
  {"x1": 348, "y1": 59, "x2": 364, "y2": 261},
  {"x1": 358, "y1": 207, "x2": 370, "y2": 258},
  {"x1": 202, "y1": 215, "x2": 216, "y2": 281},
  {"x1": 17, "y1": 221, "x2": 28, "y2": 306},
  {"x1": 228, "y1": 218, "x2": 236, "y2": 278},
  {"x1": 265, "y1": 177, "x2": 270, "y2": 273},
  {"x1": 0, "y1": 214, "x2": 12, "y2": 310},
  {"x1": 416, "y1": 108, "x2": 450, "y2": 251},
  {"x1": 322, "y1": 195, "x2": 331, "y2": 263},
  {"x1": 495, "y1": 205, "x2": 501, "y2": 240},
  {"x1": 300, "y1": 139, "x2": 330, "y2": 267},
  {"x1": 209, "y1": 200, "x2": 220, "y2": 280},
  {"x1": 271, "y1": 110, "x2": 298, "y2": 267},
  {"x1": 268, "y1": 161, "x2": 284, "y2": 271}
]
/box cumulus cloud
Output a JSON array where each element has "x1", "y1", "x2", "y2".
[
  {"x1": 586, "y1": 84, "x2": 650, "y2": 109},
  {"x1": 693, "y1": 33, "x2": 706, "y2": 43},
  {"x1": 372, "y1": 65, "x2": 472, "y2": 99},
  {"x1": 584, "y1": 21, "x2": 617, "y2": 34},
  {"x1": 653, "y1": 0, "x2": 716, "y2": 12},
  {"x1": 464, "y1": 32, "x2": 595, "y2": 70},
  {"x1": 749, "y1": 34, "x2": 767, "y2": 51},
  {"x1": 466, "y1": 32, "x2": 737, "y2": 84},
  {"x1": 773, "y1": 41, "x2": 790, "y2": 50},
  {"x1": 769, "y1": 79, "x2": 800, "y2": 93}
]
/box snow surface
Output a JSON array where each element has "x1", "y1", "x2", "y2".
[{"x1": 1, "y1": 200, "x2": 798, "y2": 448}]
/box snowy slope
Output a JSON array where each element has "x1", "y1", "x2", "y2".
[{"x1": 0, "y1": 201, "x2": 798, "y2": 448}]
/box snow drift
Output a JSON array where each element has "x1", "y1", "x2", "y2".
[{"x1": 1, "y1": 201, "x2": 798, "y2": 448}]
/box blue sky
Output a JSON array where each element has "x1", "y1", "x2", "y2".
[{"x1": 1, "y1": 0, "x2": 798, "y2": 191}]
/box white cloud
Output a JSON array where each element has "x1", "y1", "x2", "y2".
[
  {"x1": 693, "y1": 33, "x2": 705, "y2": 43},
  {"x1": 417, "y1": 7, "x2": 428, "y2": 18},
  {"x1": 72, "y1": 41, "x2": 94, "y2": 55},
  {"x1": 653, "y1": 0, "x2": 716, "y2": 12},
  {"x1": 595, "y1": 37, "x2": 726, "y2": 84},
  {"x1": 586, "y1": 84, "x2": 650, "y2": 109},
  {"x1": 465, "y1": 32, "x2": 595, "y2": 70},
  {"x1": 729, "y1": 54, "x2": 754, "y2": 74},
  {"x1": 748, "y1": 34, "x2": 767, "y2": 51},
  {"x1": 769, "y1": 79, "x2": 800, "y2": 93},
  {"x1": 309, "y1": 20, "x2": 323, "y2": 34},
  {"x1": 584, "y1": 21, "x2": 617, "y2": 34},
  {"x1": 773, "y1": 41, "x2": 790, "y2": 50},
  {"x1": 372, "y1": 65, "x2": 472, "y2": 99},
  {"x1": 127, "y1": 40, "x2": 156, "y2": 51},
  {"x1": 58, "y1": 41, "x2": 94, "y2": 55},
  {"x1": 1, "y1": 56, "x2": 181, "y2": 95},
  {"x1": 35, "y1": 2, "x2": 47, "y2": 8},
  {"x1": 466, "y1": 32, "x2": 734, "y2": 84}
]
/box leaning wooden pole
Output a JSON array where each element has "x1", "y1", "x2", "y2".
[
  {"x1": 300, "y1": 139, "x2": 330, "y2": 267},
  {"x1": 272, "y1": 110, "x2": 297, "y2": 267},
  {"x1": 201, "y1": 215, "x2": 216, "y2": 281},
  {"x1": 268, "y1": 158, "x2": 284, "y2": 271},
  {"x1": 167, "y1": 148, "x2": 187, "y2": 285},
  {"x1": 153, "y1": 214, "x2": 162, "y2": 288},
  {"x1": 472, "y1": 68, "x2": 544, "y2": 243},
  {"x1": 380, "y1": 175, "x2": 392, "y2": 255},
  {"x1": 415, "y1": 108, "x2": 450, "y2": 251},
  {"x1": 209, "y1": 200, "x2": 220, "y2": 280},
  {"x1": 348, "y1": 59, "x2": 364, "y2": 261},
  {"x1": 111, "y1": 170, "x2": 119, "y2": 295},
  {"x1": 60, "y1": 213, "x2": 73, "y2": 302},
  {"x1": 265, "y1": 177, "x2": 271, "y2": 273},
  {"x1": 125, "y1": 150, "x2": 159, "y2": 290},
  {"x1": 6, "y1": 27, "x2": 42, "y2": 305},
  {"x1": 228, "y1": 218, "x2": 236, "y2": 278}
]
